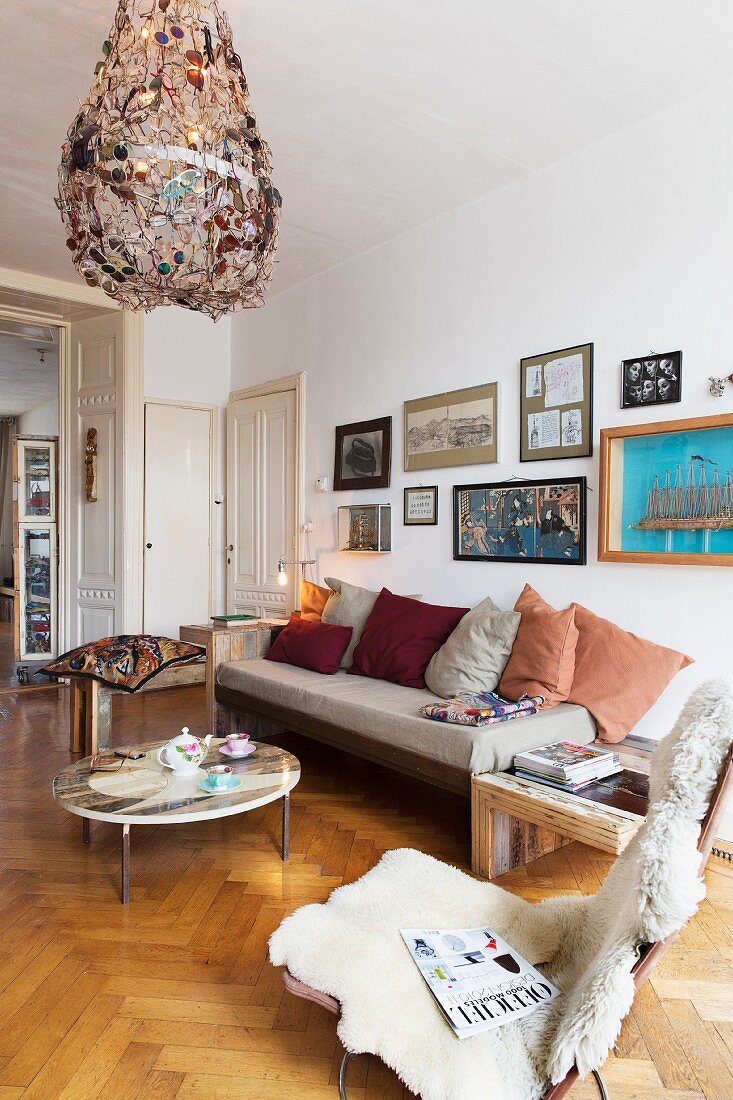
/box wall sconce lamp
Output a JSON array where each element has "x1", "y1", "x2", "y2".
[{"x1": 277, "y1": 557, "x2": 316, "y2": 586}]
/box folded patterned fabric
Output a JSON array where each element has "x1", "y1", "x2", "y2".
[{"x1": 420, "y1": 691, "x2": 544, "y2": 727}]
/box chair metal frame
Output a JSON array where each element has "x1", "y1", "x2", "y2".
[{"x1": 282, "y1": 744, "x2": 733, "y2": 1100}]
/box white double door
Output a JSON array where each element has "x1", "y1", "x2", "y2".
[{"x1": 226, "y1": 387, "x2": 297, "y2": 619}]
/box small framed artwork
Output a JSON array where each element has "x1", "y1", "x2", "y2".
[
  {"x1": 404, "y1": 486, "x2": 438, "y2": 525},
  {"x1": 453, "y1": 477, "x2": 587, "y2": 565},
  {"x1": 337, "y1": 504, "x2": 392, "y2": 552},
  {"x1": 334, "y1": 416, "x2": 391, "y2": 491},
  {"x1": 404, "y1": 382, "x2": 498, "y2": 472},
  {"x1": 520, "y1": 343, "x2": 593, "y2": 461},
  {"x1": 598, "y1": 413, "x2": 733, "y2": 566},
  {"x1": 621, "y1": 351, "x2": 682, "y2": 409}
]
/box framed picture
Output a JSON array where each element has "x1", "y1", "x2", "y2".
[
  {"x1": 520, "y1": 343, "x2": 593, "y2": 461},
  {"x1": 404, "y1": 486, "x2": 438, "y2": 525},
  {"x1": 453, "y1": 477, "x2": 587, "y2": 565},
  {"x1": 334, "y1": 416, "x2": 391, "y2": 491},
  {"x1": 599, "y1": 413, "x2": 733, "y2": 566},
  {"x1": 337, "y1": 504, "x2": 392, "y2": 552},
  {"x1": 621, "y1": 351, "x2": 682, "y2": 409},
  {"x1": 404, "y1": 382, "x2": 497, "y2": 472}
]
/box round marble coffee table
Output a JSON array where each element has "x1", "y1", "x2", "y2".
[{"x1": 52, "y1": 739, "x2": 300, "y2": 903}]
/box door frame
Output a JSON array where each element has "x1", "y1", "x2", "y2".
[
  {"x1": 0, "y1": 268, "x2": 145, "y2": 648},
  {"x1": 143, "y1": 396, "x2": 217, "y2": 628},
  {"x1": 228, "y1": 371, "x2": 307, "y2": 568}
]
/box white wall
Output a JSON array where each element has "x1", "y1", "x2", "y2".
[
  {"x1": 17, "y1": 397, "x2": 58, "y2": 436},
  {"x1": 230, "y1": 78, "x2": 733, "y2": 744},
  {"x1": 144, "y1": 310, "x2": 231, "y2": 615}
]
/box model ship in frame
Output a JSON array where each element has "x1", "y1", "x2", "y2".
[{"x1": 598, "y1": 413, "x2": 733, "y2": 566}]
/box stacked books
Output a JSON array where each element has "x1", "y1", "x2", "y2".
[{"x1": 514, "y1": 740, "x2": 621, "y2": 792}]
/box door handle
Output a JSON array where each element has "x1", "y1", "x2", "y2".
[
  {"x1": 146, "y1": 542, "x2": 152, "y2": 549},
  {"x1": 227, "y1": 544, "x2": 234, "y2": 551}
]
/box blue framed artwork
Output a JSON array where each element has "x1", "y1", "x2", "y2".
[
  {"x1": 599, "y1": 414, "x2": 733, "y2": 566},
  {"x1": 453, "y1": 478, "x2": 587, "y2": 565}
]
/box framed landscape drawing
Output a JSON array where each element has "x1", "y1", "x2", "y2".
[
  {"x1": 334, "y1": 416, "x2": 392, "y2": 491},
  {"x1": 404, "y1": 383, "x2": 497, "y2": 472},
  {"x1": 520, "y1": 343, "x2": 593, "y2": 461},
  {"x1": 453, "y1": 477, "x2": 587, "y2": 565},
  {"x1": 598, "y1": 413, "x2": 733, "y2": 566}
]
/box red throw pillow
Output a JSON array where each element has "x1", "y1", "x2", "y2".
[
  {"x1": 568, "y1": 603, "x2": 693, "y2": 742},
  {"x1": 350, "y1": 588, "x2": 469, "y2": 688},
  {"x1": 265, "y1": 616, "x2": 353, "y2": 675}
]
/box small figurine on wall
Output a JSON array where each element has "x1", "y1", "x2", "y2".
[
  {"x1": 709, "y1": 374, "x2": 733, "y2": 398},
  {"x1": 85, "y1": 428, "x2": 98, "y2": 503}
]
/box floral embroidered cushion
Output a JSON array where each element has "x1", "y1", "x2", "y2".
[{"x1": 42, "y1": 634, "x2": 205, "y2": 693}]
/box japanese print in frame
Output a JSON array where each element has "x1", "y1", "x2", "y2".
[
  {"x1": 453, "y1": 477, "x2": 587, "y2": 565},
  {"x1": 598, "y1": 413, "x2": 733, "y2": 567},
  {"x1": 520, "y1": 343, "x2": 593, "y2": 461},
  {"x1": 404, "y1": 382, "x2": 498, "y2": 472}
]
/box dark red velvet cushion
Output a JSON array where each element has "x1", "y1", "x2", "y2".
[
  {"x1": 265, "y1": 615, "x2": 353, "y2": 675},
  {"x1": 350, "y1": 588, "x2": 469, "y2": 688}
]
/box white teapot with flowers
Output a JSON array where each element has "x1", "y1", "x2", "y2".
[{"x1": 156, "y1": 728, "x2": 213, "y2": 776}]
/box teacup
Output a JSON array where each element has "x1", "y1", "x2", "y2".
[
  {"x1": 226, "y1": 733, "x2": 250, "y2": 753},
  {"x1": 206, "y1": 765, "x2": 233, "y2": 788}
]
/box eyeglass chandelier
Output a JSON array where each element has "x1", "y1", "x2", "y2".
[{"x1": 57, "y1": 0, "x2": 281, "y2": 321}]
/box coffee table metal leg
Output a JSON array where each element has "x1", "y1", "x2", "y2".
[
  {"x1": 121, "y1": 823, "x2": 131, "y2": 904},
  {"x1": 82, "y1": 817, "x2": 90, "y2": 844},
  {"x1": 282, "y1": 793, "x2": 290, "y2": 862}
]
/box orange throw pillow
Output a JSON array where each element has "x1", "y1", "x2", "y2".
[
  {"x1": 498, "y1": 584, "x2": 578, "y2": 707},
  {"x1": 300, "y1": 579, "x2": 330, "y2": 621},
  {"x1": 569, "y1": 603, "x2": 693, "y2": 743}
]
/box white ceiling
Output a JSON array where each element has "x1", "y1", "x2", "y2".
[
  {"x1": 0, "y1": 334, "x2": 59, "y2": 417},
  {"x1": 1, "y1": 1, "x2": 733, "y2": 297}
]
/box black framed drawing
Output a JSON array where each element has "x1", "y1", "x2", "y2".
[
  {"x1": 404, "y1": 486, "x2": 438, "y2": 525},
  {"x1": 453, "y1": 477, "x2": 587, "y2": 565},
  {"x1": 333, "y1": 416, "x2": 392, "y2": 491},
  {"x1": 520, "y1": 343, "x2": 593, "y2": 461},
  {"x1": 621, "y1": 351, "x2": 682, "y2": 409}
]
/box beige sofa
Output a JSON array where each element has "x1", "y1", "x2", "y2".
[{"x1": 214, "y1": 625, "x2": 596, "y2": 796}]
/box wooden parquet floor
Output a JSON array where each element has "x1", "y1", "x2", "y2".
[{"x1": 1, "y1": 684, "x2": 732, "y2": 1099}]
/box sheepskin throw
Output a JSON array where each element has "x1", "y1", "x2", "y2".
[{"x1": 269, "y1": 677, "x2": 733, "y2": 1100}]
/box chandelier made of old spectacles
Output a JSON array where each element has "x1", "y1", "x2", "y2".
[{"x1": 57, "y1": 0, "x2": 281, "y2": 321}]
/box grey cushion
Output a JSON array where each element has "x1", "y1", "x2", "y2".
[
  {"x1": 425, "y1": 596, "x2": 521, "y2": 697},
  {"x1": 321, "y1": 577, "x2": 421, "y2": 668},
  {"x1": 217, "y1": 658, "x2": 596, "y2": 775}
]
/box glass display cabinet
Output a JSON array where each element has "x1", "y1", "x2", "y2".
[{"x1": 13, "y1": 438, "x2": 58, "y2": 662}]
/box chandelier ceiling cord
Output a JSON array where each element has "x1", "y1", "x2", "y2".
[{"x1": 57, "y1": 0, "x2": 281, "y2": 321}]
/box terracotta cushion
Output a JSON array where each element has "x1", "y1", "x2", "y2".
[
  {"x1": 498, "y1": 584, "x2": 578, "y2": 707},
  {"x1": 265, "y1": 615, "x2": 353, "y2": 676},
  {"x1": 300, "y1": 579, "x2": 331, "y2": 621},
  {"x1": 350, "y1": 588, "x2": 469, "y2": 689},
  {"x1": 569, "y1": 603, "x2": 693, "y2": 742}
]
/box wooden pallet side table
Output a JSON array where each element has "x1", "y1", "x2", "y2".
[
  {"x1": 471, "y1": 770, "x2": 647, "y2": 879},
  {"x1": 68, "y1": 661, "x2": 206, "y2": 756}
]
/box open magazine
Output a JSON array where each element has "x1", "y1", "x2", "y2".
[{"x1": 401, "y1": 926, "x2": 560, "y2": 1039}]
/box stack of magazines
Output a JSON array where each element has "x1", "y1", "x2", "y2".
[{"x1": 514, "y1": 740, "x2": 621, "y2": 792}]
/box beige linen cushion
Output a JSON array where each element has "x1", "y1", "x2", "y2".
[
  {"x1": 321, "y1": 578, "x2": 421, "y2": 668},
  {"x1": 424, "y1": 596, "x2": 521, "y2": 697}
]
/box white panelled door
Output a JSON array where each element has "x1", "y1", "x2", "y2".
[
  {"x1": 144, "y1": 402, "x2": 213, "y2": 636},
  {"x1": 227, "y1": 387, "x2": 296, "y2": 618}
]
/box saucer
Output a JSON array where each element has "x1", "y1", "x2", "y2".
[
  {"x1": 199, "y1": 775, "x2": 241, "y2": 794},
  {"x1": 219, "y1": 742, "x2": 256, "y2": 759}
]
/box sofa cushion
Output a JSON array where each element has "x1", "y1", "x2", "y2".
[
  {"x1": 265, "y1": 615, "x2": 353, "y2": 675},
  {"x1": 498, "y1": 585, "x2": 579, "y2": 707},
  {"x1": 321, "y1": 577, "x2": 421, "y2": 668},
  {"x1": 425, "y1": 596, "x2": 521, "y2": 697},
  {"x1": 569, "y1": 603, "x2": 693, "y2": 743},
  {"x1": 351, "y1": 588, "x2": 469, "y2": 689},
  {"x1": 217, "y1": 658, "x2": 596, "y2": 775},
  {"x1": 300, "y1": 580, "x2": 331, "y2": 621}
]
